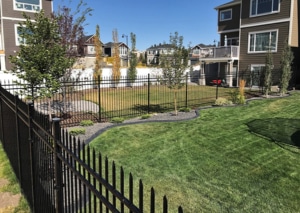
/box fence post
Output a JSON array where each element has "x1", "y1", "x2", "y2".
[
  {"x1": 27, "y1": 102, "x2": 36, "y2": 212},
  {"x1": 185, "y1": 74, "x2": 188, "y2": 108},
  {"x1": 98, "y1": 75, "x2": 101, "y2": 122},
  {"x1": 52, "y1": 118, "x2": 63, "y2": 213},
  {"x1": 14, "y1": 95, "x2": 22, "y2": 185},
  {"x1": 148, "y1": 74, "x2": 150, "y2": 114},
  {"x1": 0, "y1": 85, "x2": 4, "y2": 147}
]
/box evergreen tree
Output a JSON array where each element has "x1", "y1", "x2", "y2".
[
  {"x1": 112, "y1": 29, "x2": 121, "y2": 86},
  {"x1": 160, "y1": 32, "x2": 189, "y2": 115},
  {"x1": 128, "y1": 32, "x2": 137, "y2": 85},
  {"x1": 279, "y1": 38, "x2": 294, "y2": 95},
  {"x1": 9, "y1": 10, "x2": 73, "y2": 120}
]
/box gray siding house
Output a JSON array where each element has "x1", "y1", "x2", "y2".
[
  {"x1": 0, "y1": 0, "x2": 53, "y2": 71},
  {"x1": 146, "y1": 44, "x2": 173, "y2": 65},
  {"x1": 201, "y1": 0, "x2": 299, "y2": 87}
]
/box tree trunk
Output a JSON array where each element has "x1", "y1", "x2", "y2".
[
  {"x1": 174, "y1": 90, "x2": 178, "y2": 115},
  {"x1": 48, "y1": 98, "x2": 52, "y2": 121}
]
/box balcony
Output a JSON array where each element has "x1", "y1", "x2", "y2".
[{"x1": 192, "y1": 46, "x2": 239, "y2": 63}]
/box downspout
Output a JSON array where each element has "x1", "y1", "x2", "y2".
[{"x1": 0, "y1": 0, "x2": 6, "y2": 71}]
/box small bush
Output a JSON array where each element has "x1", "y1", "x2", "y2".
[
  {"x1": 228, "y1": 89, "x2": 239, "y2": 104},
  {"x1": 237, "y1": 95, "x2": 246, "y2": 104},
  {"x1": 111, "y1": 117, "x2": 125, "y2": 123},
  {"x1": 214, "y1": 97, "x2": 232, "y2": 106},
  {"x1": 179, "y1": 107, "x2": 191, "y2": 112},
  {"x1": 80, "y1": 120, "x2": 94, "y2": 126},
  {"x1": 141, "y1": 114, "x2": 151, "y2": 119},
  {"x1": 69, "y1": 128, "x2": 86, "y2": 136}
]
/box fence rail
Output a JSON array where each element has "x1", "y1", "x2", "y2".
[
  {"x1": 0, "y1": 69, "x2": 290, "y2": 212},
  {"x1": 1, "y1": 71, "x2": 288, "y2": 127},
  {"x1": 1, "y1": 74, "x2": 236, "y2": 126},
  {"x1": 0, "y1": 85, "x2": 186, "y2": 212}
]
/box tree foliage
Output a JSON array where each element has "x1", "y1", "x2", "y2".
[
  {"x1": 160, "y1": 32, "x2": 189, "y2": 115},
  {"x1": 54, "y1": 0, "x2": 92, "y2": 56},
  {"x1": 128, "y1": 32, "x2": 137, "y2": 84},
  {"x1": 53, "y1": 0, "x2": 93, "y2": 78},
  {"x1": 9, "y1": 10, "x2": 73, "y2": 100},
  {"x1": 279, "y1": 38, "x2": 294, "y2": 95},
  {"x1": 94, "y1": 24, "x2": 102, "y2": 80},
  {"x1": 264, "y1": 48, "x2": 273, "y2": 96},
  {"x1": 112, "y1": 29, "x2": 121, "y2": 85}
]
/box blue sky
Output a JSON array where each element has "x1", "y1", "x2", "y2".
[{"x1": 53, "y1": 0, "x2": 229, "y2": 51}]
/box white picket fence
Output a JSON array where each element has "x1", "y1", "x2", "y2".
[{"x1": 0, "y1": 66, "x2": 198, "y2": 96}]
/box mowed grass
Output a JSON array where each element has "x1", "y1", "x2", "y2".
[
  {"x1": 84, "y1": 85, "x2": 231, "y2": 116},
  {"x1": 0, "y1": 143, "x2": 30, "y2": 212},
  {"x1": 89, "y1": 92, "x2": 300, "y2": 212}
]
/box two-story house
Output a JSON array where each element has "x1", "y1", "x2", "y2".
[
  {"x1": 202, "y1": 0, "x2": 299, "y2": 87},
  {"x1": 146, "y1": 44, "x2": 173, "y2": 65},
  {"x1": 104, "y1": 42, "x2": 130, "y2": 67},
  {"x1": 0, "y1": 0, "x2": 53, "y2": 71},
  {"x1": 189, "y1": 44, "x2": 216, "y2": 65},
  {"x1": 80, "y1": 35, "x2": 105, "y2": 57}
]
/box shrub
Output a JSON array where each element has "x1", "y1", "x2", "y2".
[
  {"x1": 228, "y1": 89, "x2": 239, "y2": 104},
  {"x1": 179, "y1": 107, "x2": 191, "y2": 112},
  {"x1": 141, "y1": 114, "x2": 151, "y2": 119},
  {"x1": 111, "y1": 117, "x2": 125, "y2": 123},
  {"x1": 80, "y1": 120, "x2": 94, "y2": 126},
  {"x1": 69, "y1": 128, "x2": 86, "y2": 136},
  {"x1": 214, "y1": 97, "x2": 232, "y2": 106},
  {"x1": 237, "y1": 95, "x2": 246, "y2": 105}
]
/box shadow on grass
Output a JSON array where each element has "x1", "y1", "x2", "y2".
[
  {"x1": 247, "y1": 118, "x2": 300, "y2": 148},
  {"x1": 133, "y1": 104, "x2": 170, "y2": 113}
]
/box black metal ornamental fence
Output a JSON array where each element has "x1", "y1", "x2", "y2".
[
  {"x1": 0, "y1": 71, "x2": 286, "y2": 127},
  {"x1": 0, "y1": 85, "x2": 185, "y2": 212},
  {"x1": 1, "y1": 74, "x2": 233, "y2": 126}
]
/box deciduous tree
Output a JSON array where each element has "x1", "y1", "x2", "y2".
[
  {"x1": 94, "y1": 24, "x2": 102, "y2": 81},
  {"x1": 279, "y1": 38, "x2": 294, "y2": 95},
  {"x1": 160, "y1": 32, "x2": 189, "y2": 115},
  {"x1": 53, "y1": 0, "x2": 93, "y2": 78},
  {"x1": 264, "y1": 48, "x2": 273, "y2": 97},
  {"x1": 128, "y1": 32, "x2": 137, "y2": 85},
  {"x1": 112, "y1": 29, "x2": 121, "y2": 86},
  {"x1": 9, "y1": 10, "x2": 73, "y2": 120}
]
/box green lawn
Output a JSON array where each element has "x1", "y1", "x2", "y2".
[
  {"x1": 0, "y1": 143, "x2": 30, "y2": 212},
  {"x1": 89, "y1": 92, "x2": 300, "y2": 212}
]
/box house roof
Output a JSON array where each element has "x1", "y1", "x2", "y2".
[
  {"x1": 81, "y1": 34, "x2": 104, "y2": 46},
  {"x1": 104, "y1": 42, "x2": 128, "y2": 48},
  {"x1": 193, "y1": 43, "x2": 215, "y2": 49},
  {"x1": 214, "y1": 0, "x2": 241, "y2": 10},
  {"x1": 83, "y1": 34, "x2": 94, "y2": 42}
]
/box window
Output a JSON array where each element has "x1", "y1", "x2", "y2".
[
  {"x1": 220, "y1": 9, "x2": 232, "y2": 21},
  {"x1": 251, "y1": 0, "x2": 279, "y2": 16},
  {"x1": 227, "y1": 37, "x2": 239, "y2": 46},
  {"x1": 193, "y1": 49, "x2": 200, "y2": 55},
  {"x1": 248, "y1": 30, "x2": 277, "y2": 53},
  {"x1": 15, "y1": 25, "x2": 25, "y2": 46},
  {"x1": 15, "y1": 25, "x2": 32, "y2": 46},
  {"x1": 251, "y1": 65, "x2": 265, "y2": 86},
  {"x1": 14, "y1": 0, "x2": 41, "y2": 12}
]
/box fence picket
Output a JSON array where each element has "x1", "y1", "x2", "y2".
[{"x1": 6, "y1": 78, "x2": 283, "y2": 212}]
